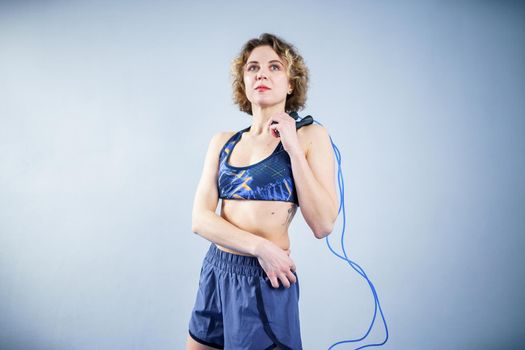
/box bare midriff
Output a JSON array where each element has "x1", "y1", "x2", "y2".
[{"x1": 216, "y1": 199, "x2": 298, "y2": 256}]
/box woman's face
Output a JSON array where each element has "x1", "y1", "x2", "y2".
[{"x1": 243, "y1": 45, "x2": 291, "y2": 111}]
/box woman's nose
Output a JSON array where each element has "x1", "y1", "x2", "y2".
[{"x1": 256, "y1": 68, "x2": 268, "y2": 80}]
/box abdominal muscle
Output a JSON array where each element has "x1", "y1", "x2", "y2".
[{"x1": 216, "y1": 199, "x2": 298, "y2": 256}]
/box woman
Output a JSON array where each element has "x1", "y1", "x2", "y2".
[{"x1": 186, "y1": 33, "x2": 338, "y2": 350}]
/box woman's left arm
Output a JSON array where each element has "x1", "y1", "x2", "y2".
[{"x1": 289, "y1": 124, "x2": 338, "y2": 239}]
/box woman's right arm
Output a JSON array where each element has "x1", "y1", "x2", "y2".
[{"x1": 191, "y1": 132, "x2": 297, "y2": 288}]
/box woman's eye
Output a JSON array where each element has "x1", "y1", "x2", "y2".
[
  {"x1": 246, "y1": 65, "x2": 258, "y2": 72},
  {"x1": 270, "y1": 64, "x2": 281, "y2": 71}
]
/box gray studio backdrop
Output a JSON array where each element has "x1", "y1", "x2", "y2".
[{"x1": 1, "y1": 1, "x2": 524, "y2": 349}]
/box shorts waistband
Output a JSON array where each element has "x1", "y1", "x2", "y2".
[{"x1": 204, "y1": 244, "x2": 265, "y2": 277}]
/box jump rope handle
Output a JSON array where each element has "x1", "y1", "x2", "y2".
[{"x1": 289, "y1": 111, "x2": 314, "y2": 129}]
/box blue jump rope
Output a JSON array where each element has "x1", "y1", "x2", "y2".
[{"x1": 290, "y1": 112, "x2": 389, "y2": 349}]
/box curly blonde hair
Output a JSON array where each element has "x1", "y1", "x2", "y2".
[{"x1": 231, "y1": 33, "x2": 309, "y2": 115}]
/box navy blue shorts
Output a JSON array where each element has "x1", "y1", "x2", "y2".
[{"x1": 188, "y1": 243, "x2": 302, "y2": 350}]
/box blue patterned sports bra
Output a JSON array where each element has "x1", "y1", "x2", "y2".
[{"x1": 217, "y1": 126, "x2": 299, "y2": 205}]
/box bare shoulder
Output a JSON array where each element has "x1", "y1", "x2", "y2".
[
  {"x1": 216, "y1": 130, "x2": 237, "y2": 140},
  {"x1": 208, "y1": 130, "x2": 237, "y2": 153},
  {"x1": 297, "y1": 123, "x2": 330, "y2": 156},
  {"x1": 298, "y1": 123, "x2": 328, "y2": 136}
]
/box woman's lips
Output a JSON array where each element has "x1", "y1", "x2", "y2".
[{"x1": 256, "y1": 87, "x2": 270, "y2": 91}]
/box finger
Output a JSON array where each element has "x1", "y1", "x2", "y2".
[
  {"x1": 267, "y1": 117, "x2": 278, "y2": 129},
  {"x1": 279, "y1": 274, "x2": 291, "y2": 289},
  {"x1": 270, "y1": 276, "x2": 280, "y2": 289},
  {"x1": 290, "y1": 263, "x2": 296, "y2": 272},
  {"x1": 286, "y1": 270, "x2": 297, "y2": 284}
]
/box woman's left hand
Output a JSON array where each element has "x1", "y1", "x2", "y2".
[{"x1": 267, "y1": 112, "x2": 303, "y2": 156}]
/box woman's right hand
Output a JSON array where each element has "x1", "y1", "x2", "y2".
[{"x1": 254, "y1": 240, "x2": 297, "y2": 289}]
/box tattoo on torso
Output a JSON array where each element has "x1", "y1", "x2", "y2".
[{"x1": 282, "y1": 204, "x2": 297, "y2": 226}]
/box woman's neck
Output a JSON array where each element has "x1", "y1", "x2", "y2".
[{"x1": 249, "y1": 103, "x2": 285, "y2": 137}]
